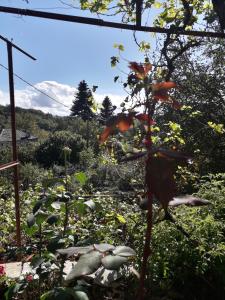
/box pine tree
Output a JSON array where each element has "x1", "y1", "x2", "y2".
[
  {"x1": 71, "y1": 80, "x2": 95, "y2": 121},
  {"x1": 99, "y1": 96, "x2": 116, "y2": 125}
]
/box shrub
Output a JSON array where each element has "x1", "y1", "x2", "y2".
[{"x1": 35, "y1": 131, "x2": 85, "y2": 168}]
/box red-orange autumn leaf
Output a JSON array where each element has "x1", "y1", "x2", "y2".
[
  {"x1": 99, "y1": 113, "x2": 134, "y2": 143},
  {"x1": 129, "y1": 62, "x2": 152, "y2": 79},
  {"x1": 116, "y1": 114, "x2": 133, "y2": 132},
  {"x1": 99, "y1": 127, "x2": 113, "y2": 143},
  {"x1": 152, "y1": 81, "x2": 176, "y2": 102},
  {"x1": 152, "y1": 82, "x2": 177, "y2": 91}
]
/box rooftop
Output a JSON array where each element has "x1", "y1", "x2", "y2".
[{"x1": 0, "y1": 129, "x2": 37, "y2": 143}]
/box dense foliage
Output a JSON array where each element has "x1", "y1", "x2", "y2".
[{"x1": 70, "y1": 80, "x2": 95, "y2": 121}]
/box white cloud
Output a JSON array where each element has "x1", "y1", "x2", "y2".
[{"x1": 0, "y1": 81, "x2": 124, "y2": 116}]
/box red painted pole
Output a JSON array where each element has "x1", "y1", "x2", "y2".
[{"x1": 7, "y1": 42, "x2": 21, "y2": 248}]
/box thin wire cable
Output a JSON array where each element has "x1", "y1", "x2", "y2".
[{"x1": 0, "y1": 63, "x2": 70, "y2": 109}]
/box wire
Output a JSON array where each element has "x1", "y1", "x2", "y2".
[{"x1": 0, "y1": 63, "x2": 70, "y2": 109}]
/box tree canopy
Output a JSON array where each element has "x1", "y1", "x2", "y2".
[
  {"x1": 99, "y1": 96, "x2": 116, "y2": 125},
  {"x1": 70, "y1": 80, "x2": 95, "y2": 121}
]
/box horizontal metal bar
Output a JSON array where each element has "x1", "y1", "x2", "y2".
[
  {"x1": 0, "y1": 34, "x2": 36, "y2": 60},
  {"x1": 0, "y1": 6, "x2": 225, "y2": 38},
  {"x1": 0, "y1": 160, "x2": 19, "y2": 171}
]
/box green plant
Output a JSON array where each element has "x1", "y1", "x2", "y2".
[{"x1": 35, "y1": 131, "x2": 85, "y2": 168}]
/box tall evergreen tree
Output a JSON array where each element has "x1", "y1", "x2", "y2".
[
  {"x1": 71, "y1": 80, "x2": 95, "y2": 121},
  {"x1": 99, "y1": 96, "x2": 116, "y2": 125}
]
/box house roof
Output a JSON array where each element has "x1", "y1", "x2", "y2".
[{"x1": 0, "y1": 129, "x2": 37, "y2": 142}]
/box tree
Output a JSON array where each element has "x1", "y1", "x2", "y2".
[
  {"x1": 156, "y1": 39, "x2": 225, "y2": 174},
  {"x1": 70, "y1": 80, "x2": 95, "y2": 121},
  {"x1": 99, "y1": 96, "x2": 116, "y2": 125}
]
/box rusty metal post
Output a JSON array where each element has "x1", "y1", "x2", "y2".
[{"x1": 7, "y1": 41, "x2": 21, "y2": 247}]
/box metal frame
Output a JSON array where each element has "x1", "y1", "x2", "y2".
[
  {"x1": 0, "y1": 35, "x2": 36, "y2": 247},
  {"x1": 0, "y1": 5, "x2": 225, "y2": 38}
]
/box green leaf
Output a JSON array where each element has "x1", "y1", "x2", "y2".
[
  {"x1": 113, "y1": 246, "x2": 136, "y2": 257},
  {"x1": 40, "y1": 287, "x2": 89, "y2": 300},
  {"x1": 153, "y1": 1, "x2": 162, "y2": 8},
  {"x1": 75, "y1": 172, "x2": 87, "y2": 186},
  {"x1": 73, "y1": 291, "x2": 89, "y2": 300},
  {"x1": 113, "y1": 43, "x2": 124, "y2": 51},
  {"x1": 51, "y1": 202, "x2": 62, "y2": 210},
  {"x1": 31, "y1": 256, "x2": 45, "y2": 268},
  {"x1": 46, "y1": 214, "x2": 59, "y2": 225},
  {"x1": 93, "y1": 244, "x2": 115, "y2": 253},
  {"x1": 101, "y1": 255, "x2": 128, "y2": 270},
  {"x1": 116, "y1": 214, "x2": 126, "y2": 224},
  {"x1": 208, "y1": 122, "x2": 225, "y2": 134},
  {"x1": 74, "y1": 201, "x2": 87, "y2": 216},
  {"x1": 114, "y1": 76, "x2": 119, "y2": 82},
  {"x1": 33, "y1": 199, "x2": 44, "y2": 214},
  {"x1": 4, "y1": 284, "x2": 16, "y2": 300},
  {"x1": 35, "y1": 210, "x2": 48, "y2": 225},
  {"x1": 25, "y1": 224, "x2": 38, "y2": 236},
  {"x1": 65, "y1": 251, "x2": 102, "y2": 282},
  {"x1": 57, "y1": 246, "x2": 93, "y2": 258},
  {"x1": 27, "y1": 213, "x2": 35, "y2": 228},
  {"x1": 139, "y1": 41, "x2": 151, "y2": 52},
  {"x1": 47, "y1": 238, "x2": 65, "y2": 253},
  {"x1": 111, "y1": 56, "x2": 119, "y2": 67},
  {"x1": 84, "y1": 200, "x2": 96, "y2": 210}
]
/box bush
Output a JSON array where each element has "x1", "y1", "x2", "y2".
[
  {"x1": 35, "y1": 131, "x2": 85, "y2": 168},
  {"x1": 20, "y1": 163, "x2": 47, "y2": 189},
  {"x1": 149, "y1": 173, "x2": 225, "y2": 300}
]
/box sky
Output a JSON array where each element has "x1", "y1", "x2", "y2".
[{"x1": 0, "y1": 0, "x2": 156, "y2": 116}]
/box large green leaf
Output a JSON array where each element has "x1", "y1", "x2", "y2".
[
  {"x1": 35, "y1": 210, "x2": 48, "y2": 225},
  {"x1": 113, "y1": 246, "x2": 136, "y2": 257},
  {"x1": 46, "y1": 214, "x2": 59, "y2": 225},
  {"x1": 27, "y1": 213, "x2": 35, "y2": 228},
  {"x1": 33, "y1": 199, "x2": 44, "y2": 214},
  {"x1": 57, "y1": 246, "x2": 93, "y2": 258},
  {"x1": 51, "y1": 202, "x2": 62, "y2": 210},
  {"x1": 73, "y1": 291, "x2": 89, "y2": 300},
  {"x1": 93, "y1": 244, "x2": 115, "y2": 253},
  {"x1": 74, "y1": 172, "x2": 87, "y2": 186},
  {"x1": 65, "y1": 251, "x2": 102, "y2": 282},
  {"x1": 101, "y1": 255, "x2": 128, "y2": 270},
  {"x1": 84, "y1": 200, "x2": 95, "y2": 210},
  {"x1": 40, "y1": 287, "x2": 89, "y2": 300},
  {"x1": 31, "y1": 256, "x2": 45, "y2": 268}
]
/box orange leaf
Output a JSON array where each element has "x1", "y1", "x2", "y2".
[
  {"x1": 152, "y1": 81, "x2": 176, "y2": 102},
  {"x1": 99, "y1": 127, "x2": 113, "y2": 144},
  {"x1": 129, "y1": 62, "x2": 144, "y2": 74},
  {"x1": 99, "y1": 113, "x2": 134, "y2": 143},
  {"x1": 116, "y1": 113, "x2": 133, "y2": 131},
  {"x1": 152, "y1": 81, "x2": 176, "y2": 91},
  {"x1": 129, "y1": 62, "x2": 152, "y2": 80}
]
